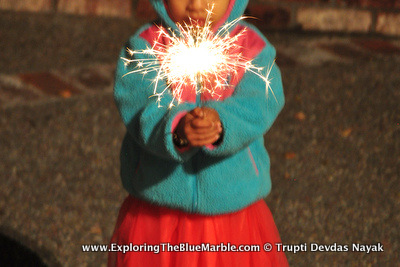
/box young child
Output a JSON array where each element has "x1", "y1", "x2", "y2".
[{"x1": 109, "y1": 0, "x2": 288, "y2": 266}]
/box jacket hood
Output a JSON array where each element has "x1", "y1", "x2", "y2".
[{"x1": 149, "y1": 0, "x2": 249, "y2": 33}]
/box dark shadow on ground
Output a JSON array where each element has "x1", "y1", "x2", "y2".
[{"x1": 0, "y1": 228, "x2": 61, "y2": 267}]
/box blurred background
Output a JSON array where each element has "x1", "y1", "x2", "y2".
[
  {"x1": 1, "y1": 0, "x2": 400, "y2": 36},
  {"x1": 0, "y1": 0, "x2": 399, "y2": 266}
]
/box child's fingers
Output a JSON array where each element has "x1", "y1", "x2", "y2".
[
  {"x1": 190, "y1": 118, "x2": 213, "y2": 128},
  {"x1": 186, "y1": 128, "x2": 219, "y2": 140},
  {"x1": 191, "y1": 127, "x2": 217, "y2": 135},
  {"x1": 186, "y1": 128, "x2": 221, "y2": 146},
  {"x1": 188, "y1": 133, "x2": 221, "y2": 147},
  {"x1": 191, "y1": 123, "x2": 223, "y2": 135},
  {"x1": 195, "y1": 127, "x2": 221, "y2": 139},
  {"x1": 190, "y1": 107, "x2": 204, "y2": 118}
]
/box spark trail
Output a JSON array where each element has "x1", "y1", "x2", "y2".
[{"x1": 122, "y1": 8, "x2": 274, "y2": 108}]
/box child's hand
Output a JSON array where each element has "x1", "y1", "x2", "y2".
[
  {"x1": 175, "y1": 107, "x2": 222, "y2": 147},
  {"x1": 196, "y1": 107, "x2": 222, "y2": 128},
  {"x1": 190, "y1": 107, "x2": 223, "y2": 145}
]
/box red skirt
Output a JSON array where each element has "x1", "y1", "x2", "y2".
[{"x1": 108, "y1": 196, "x2": 288, "y2": 267}]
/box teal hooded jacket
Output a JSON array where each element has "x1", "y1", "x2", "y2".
[{"x1": 114, "y1": 0, "x2": 285, "y2": 215}]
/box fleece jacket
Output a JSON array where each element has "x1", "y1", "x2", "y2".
[{"x1": 114, "y1": 0, "x2": 285, "y2": 215}]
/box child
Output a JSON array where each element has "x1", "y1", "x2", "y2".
[{"x1": 109, "y1": 0, "x2": 288, "y2": 266}]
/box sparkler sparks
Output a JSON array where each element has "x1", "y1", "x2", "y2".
[{"x1": 122, "y1": 8, "x2": 274, "y2": 108}]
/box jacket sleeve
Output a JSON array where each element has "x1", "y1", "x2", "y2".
[
  {"x1": 201, "y1": 37, "x2": 285, "y2": 157},
  {"x1": 114, "y1": 32, "x2": 197, "y2": 162}
]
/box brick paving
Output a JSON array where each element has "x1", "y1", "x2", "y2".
[
  {"x1": 19, "y1": 72, "x2": 82, "y2": 98},
  {"x1": 0, "y1": 78, "x2": 41, "y2": 105},
  {"x1": 352, "y1": 38, "x2": 400, "y2": 54},
  {"x1": 0, "y1": 64, "x2": 114, "y2": 107},
  {"x1": 316, "y1": 42, "x2": 371, "y2": 60}
]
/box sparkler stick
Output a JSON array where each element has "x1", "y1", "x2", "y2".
[{"x1": 122, "y1": 7, "x2": 276, "y2": 109}]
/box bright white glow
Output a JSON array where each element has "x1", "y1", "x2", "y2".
[{"x1": 122, "y1": 7, "x2": 275, "y2": 108}]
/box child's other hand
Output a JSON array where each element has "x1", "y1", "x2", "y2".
[
  {"x1": 176, "y1": 107, "x2": 222, "y2": 147},
  {"x1": 197, "y1": 107, "x2": 222, "y2": 128}
]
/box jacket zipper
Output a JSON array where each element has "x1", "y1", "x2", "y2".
[
  {"x1": 248, "y1": 147, "x2": 259, "y2": 176},
  {"x1": 191, "y1": 86, "x2": 201, "y2": 212},
  {"x1": 192, "y1": 172, "x2": 198, "y2": 212}
]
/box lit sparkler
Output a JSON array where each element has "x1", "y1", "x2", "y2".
[{"x1": 122, "y1": 7, "x2": 274, "y2": 108}]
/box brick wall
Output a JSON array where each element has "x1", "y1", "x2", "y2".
[
  {"x1": 250, "y1": 0, "x2": 400, "y2": 36},
  {"x1": 1, "y1": 0, "x2": 399, "y2": 36},
  {"x1": 0, "y1": 0, "x2": 132, "y2": 17}
]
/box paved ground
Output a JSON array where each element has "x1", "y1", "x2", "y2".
[{"x1": 0, "y1": 11, "x2": 399, "y2": 266}]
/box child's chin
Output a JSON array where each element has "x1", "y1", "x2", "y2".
[
  {"x1": 186, "y1": 19, "x2": 206, "y2": 27},
  {"x1": 196, "y1": 20, "x2": 206, "y2": 27}
]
